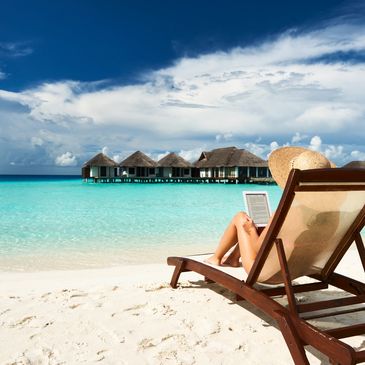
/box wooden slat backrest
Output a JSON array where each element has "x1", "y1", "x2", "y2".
[{"x1": 247, "y1": 168, "x2": 365, "y2": 286}]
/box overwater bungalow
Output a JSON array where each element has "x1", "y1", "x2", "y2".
[
  {"x1": 82, "y1": 153, "x2": 118, "y2": 179},
  {"x1": 343, "y1": 161, "x2": 365, "y2": 169},
  {"x1": 82, "y1": 146, "x2": 274, "y2": 184},
  {"x1": 194, "y1": 146, "x2": 270, "y2": 179},
  {"x1": 119, "y1": 151, "x2": 157, "y2": 177},
  {"x1": 157, "y1": 152, "x2": 193, "y2": 178}
]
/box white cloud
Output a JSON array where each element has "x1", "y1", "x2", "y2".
[
  {"x1": 55, "y1": 152, "x2": 77, "y2": 167},
  {"x1": 270, "y1": 141, "x2": 279, "y2": 151},
  {"x1": 112, "y1": 154, "x2": 123, "y2": 163},
  {"x1": 31, "y1": 137, "x2": 44, "y2": 147},
  {"x1": 2, "y1": 22, "x2": 365, "y2": 140},
  {"x1": 1, "y1": 18, "x2": 365, "y2": 171},
  {"x1": 102, "y1": 146, "x2": 109, "y2": 155},
  {"x1": 324, "y1": 145, "x2": 345, "y2": 162},
  {"x1": 216, "y1": 132, "x2": 233, "y2": 142},
  {"x1": 351, "y1": 150, "x2": 365, "y2": 160},
  {"x1": 0, "y1": 42, "x2": 33, "y2": 57},
  {"x1": 242, "y1": 142, "x2": 269, "y2": 159},
  {"x1": 309, "y1": 136, "x2": 322, "y2": 151},
  {"x1": 156, "y1": 151, "x2": 170, "y2": 161},
  {"x1": 295, "y1": 105, "x2": 362, "y2": 132},
  {"x1": 179, "y1": 148, "x2": 205, "y2": 162},
  {"x1": 291, "y1": 132, "x2": 307, "y2": 144}
]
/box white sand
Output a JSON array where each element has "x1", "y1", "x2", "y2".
[{"x1": 0, "y1": 247, "x2": 364, "y2": 365}]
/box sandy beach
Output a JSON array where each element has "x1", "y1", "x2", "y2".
[{"x1": 0, "y1": 245, "x2": 363, "y2": 365}]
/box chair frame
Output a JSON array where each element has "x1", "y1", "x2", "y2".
[{"x1": 167, "y1": 168, "x2": 365, "y2": 365}]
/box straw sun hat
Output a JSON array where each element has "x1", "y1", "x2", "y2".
[{"x1": 268, "y1": 147, "x2": 336, "y2": 188}]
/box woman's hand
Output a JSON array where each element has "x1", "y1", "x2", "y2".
[
  {"x1": 233, "y1": 211, "x2": 256, "y2": 232},
  {"x1": 233, "y1": 211, "x2": 250, "y2": 227},
  {"x1": 243, "y1": 217, "x2": 256, "y2": 233}
]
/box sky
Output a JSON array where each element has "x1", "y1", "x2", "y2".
[{"x1": 1, "y1": 0, "x2": 365, "y2": 174}]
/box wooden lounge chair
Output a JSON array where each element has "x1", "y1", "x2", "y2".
[{"x1": 167, "y1": 168, "x2": 365, "y2": 365}]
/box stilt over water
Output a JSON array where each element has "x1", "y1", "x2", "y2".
[{"x1": 83, "y1": 176, "x2": 275, "y2": 184}]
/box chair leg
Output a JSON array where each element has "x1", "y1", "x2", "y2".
[
  {"x1": 170, "y1": 260, "x2": 185, "y2": 288},
  {"x1": 275, "y1": 310, "x2": 310, "y2": 365},
  {"x1": 204, "y1": 276, "x2": 214, "y2": 283}
]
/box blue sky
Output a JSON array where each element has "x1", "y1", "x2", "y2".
[{"x1": 1, "y1": 0, "x2": 365, "y2": 174}]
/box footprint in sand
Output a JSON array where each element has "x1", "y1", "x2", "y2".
[
  {"x1": 0, "y1": 308, "x2": 11, "y2": 316},
  {"x1": 154, "y1": 304, "x2": 176, "y2": 317},
  {"x1": 160, "y1": 333, "x2": 187, "y2": 345},
  {"x1": 138, "y1": 335, "x2": 187, "y2": 354},
  {"x1": 11, "y1": 316, "x2": 36, "y2": 328},
  {"x1": 12, "y1": 347, "x2": 58, "y2": 364},
  {"x1": 234, "y1": 343, "x2": 247, "y2": 352},
  {"x1": 137, "y1": 338, "x2": 157, "y2": 350},
  {"x1": 144, "y1": 283, "x2": 170, "y2": 292},
  {"x1": 70, "y1": 293, "x2": 88, "y2": 299},
  {"x1": 41, "y1": 292, "x2": 52, "y2": 301},
  {"x1": 123, "y1": 303, "x2": 147, "y2": 313},
  {"x1": 42, "y1": 321, "x2": 53, "y2": 328},
  {"x1": 157, "y1": 347, "x2": 195, "y2": 365},
  {"x1": 69, "y1": 303, "x2": 83, "y2": 309},
  {"x1": 181, "y1": 319, "x2": 193, "y2": 330},
  {"x1": 29, "y1": 332, "x2": 40, "y2": 340},
  {"x1": 96, "y1": 349, "x2": 108, "y2": 362}
]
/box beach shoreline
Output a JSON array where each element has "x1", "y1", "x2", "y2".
[{"x1": 0, "y1": 246, "x2": 364, "y2": 364}]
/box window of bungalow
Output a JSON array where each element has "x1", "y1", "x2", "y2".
[
  {"x1": 149, "y1": 168, "x2": 155, "y2": 175},
  {"x1": 239, "y1": 166, "x2": 248, "y2": 178},
  {"x1": 258, "y1": 167, "x2": 266, "y2": 177},
  {"x1": 183, "y1": 168, "x2": 189, "y2": 175},
  {"x1": 249, "y1": 166, "x2": 257, "y2": 177},
  {"x1": 100, "y1": 166, "x2": 107, "y2": 177},
  {"x1": 128, "y1": 167, "x2": 135, "y2": 175},
  {"x1": 219, "y1": 167, "x2": 225, "y2": 177},
  {"x1": 228, "y1": 167, "x2": 236, "y2": 177}
]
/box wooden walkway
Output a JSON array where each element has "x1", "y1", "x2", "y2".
[{"x1": 83, "y1": 177, "x2": 275, "y2": 184}]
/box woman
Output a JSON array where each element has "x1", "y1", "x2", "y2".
[
  {"x1": 206, "y1": 211, "x2": 273, "y2": 273},
  {"x1": 206, "y1": 147, "x2": 334, "y2": 274}
]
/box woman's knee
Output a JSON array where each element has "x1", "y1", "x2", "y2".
[{"x1": 232, "y1": 211, "x2": 248, "y2": 225}]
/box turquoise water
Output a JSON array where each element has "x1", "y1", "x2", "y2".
[{"x1": 0, "y1": 176, "x2": 282, "y2": 270}]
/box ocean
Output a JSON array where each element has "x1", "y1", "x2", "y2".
[{"x1": 0, "y1": 175, "x2": 282, "y2": 271}]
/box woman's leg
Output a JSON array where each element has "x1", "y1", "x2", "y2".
[
  {"x1": 205, "y1": 212, "x2": 248, "y2": 266},
  {"x1": 221, "y1": 244, "x2": 241, "y2": 267},
  {"x1": 235, "y1": 220, "x2": 260, "y2": 274}
]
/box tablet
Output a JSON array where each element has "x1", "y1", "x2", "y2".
[{"x1": 242, "y1": 191, "x2": 271, "y2": 227}]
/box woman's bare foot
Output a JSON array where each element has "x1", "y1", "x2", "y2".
[{"x1": 204, "y1": 255, "x2": 222, "y2": 266}]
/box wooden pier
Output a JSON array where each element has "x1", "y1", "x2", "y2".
[{"x1": 83, "y1": 177, "x2": 275, "y2": 185}]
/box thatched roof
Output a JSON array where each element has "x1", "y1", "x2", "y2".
[
  {"x1": 194, "y1": 146, "x2": 267, "y2": 168},
  {"x1": 120, "y1": 151, "x2": 157, "y2": 167},
  {"x1": 342, "y1": 161, "x2": 365, "y2": 169},
  {"x1": 83, "y1": 153, "x2": 117, "y2": 167},
  {"x1": 158, "y1": 153, "x2": 192, "y2": 168}
]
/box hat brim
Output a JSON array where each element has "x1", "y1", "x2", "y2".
[{"x1": 268, "y1": 147, "x2": 335, "y2": 188}]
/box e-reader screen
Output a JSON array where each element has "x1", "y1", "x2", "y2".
[{"x1": 242, "y1": 191, "x2": 271, "y2": 227}]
